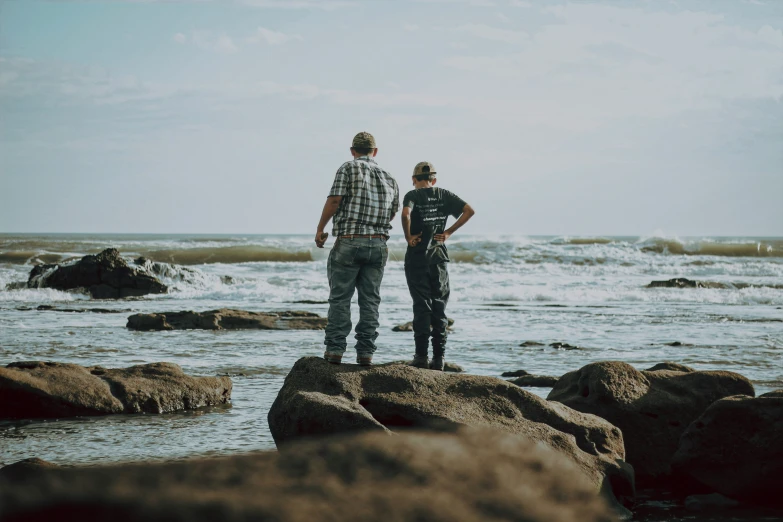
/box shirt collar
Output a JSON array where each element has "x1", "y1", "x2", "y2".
[{"x1": 356, "y1": 155, "x2": 377, "y2": 164}]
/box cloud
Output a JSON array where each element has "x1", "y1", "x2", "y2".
[
  {"x1": 246, "y1": 27, "x2": 302, "y2": 45},
  {"x1": 172, "y1": 33, "x2": 187, "y2": 44},
  {"x1": 454, "y1": 24, "x2": 529, "y2": 44},
  {"x1": 190, "y1": 31, "x2": 238, "y2": 53}
]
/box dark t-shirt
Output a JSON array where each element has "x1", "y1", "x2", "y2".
[{"x1": 403, "y1": 187, "x2": 467, "y2": 266}]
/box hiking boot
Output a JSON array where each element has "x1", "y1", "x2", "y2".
[
  {"x1": 430, "y1": 356, "x2": 445, "y2": 371},
  {"x1": 324, "y1": 352, "x2": 342, "y2": 365},
  {"x1": 357, "y1": 355, "x2": 373, "y2": 366},
  {"x1": 410, "y1": 354, "x2": 430, "y2": 369}
]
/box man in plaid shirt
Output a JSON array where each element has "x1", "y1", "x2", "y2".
[{"x1": 315, "y1": 132, "x2": 399, "y2": 366}]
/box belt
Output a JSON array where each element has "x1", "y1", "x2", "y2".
[{"x1": 338, "y1": 234, "x2": 387, "y2": 239}]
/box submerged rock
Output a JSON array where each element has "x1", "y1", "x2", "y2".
[
  {"x1": 0, "y1": 361, "x2": 231, "y2": 419},
  {"x1": 509, "y1": 375, "x2": 560, "y2": 387},
  {"x1": 548, "y1": 361, "x2": 754, "y2": 486},
  {"x1": 672, "y1": 393, "x2": 783, "y2": 506},
  {"x1": 268, "y1": 357, "x2": 635, "y2": 512},
  {"x1": 646, "y1": 278, "x2": 727, "y2": 289},
  {"x1": 0, "y1": 428, "x2": 618, "y2": 522},
  {"x1": 27, "y1": 248, "x2": 168, "y2": 299},
  {"x1": 520, "y1": 341, "x2": 546, "y2": 347},
  {"x1": 392, "y1": 317, "x2": 455, "y2": 332},
  {"x1": 501, "y1": 369, "x2": 531, "y2": 377},
  {"x1": 127, "y1": 309, "x2": 328, "y2": 331}
]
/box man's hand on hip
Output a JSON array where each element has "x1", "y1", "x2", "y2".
[{"x1": 315, "y1": 231, "x2": 329, "y2": 248}]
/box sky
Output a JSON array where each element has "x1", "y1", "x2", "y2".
[{"x1": 0, "y1": 0, "x2": 781, "y2": 236}]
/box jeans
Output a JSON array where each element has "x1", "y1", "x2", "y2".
[
  {"x1": 405, "y1": 262, "x2": 450, "y2": 357},
  {"x1": 324, "y1": 237, "x2": 388, "y2": 356}
]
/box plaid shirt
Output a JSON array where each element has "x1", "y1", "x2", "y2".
[{"x1": 328, "y1": 156, "x2": 399, "y2": 237}]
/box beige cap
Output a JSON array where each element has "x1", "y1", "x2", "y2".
[
  {"x1": 351, "y1": 132, "x2": 377, "y2": 149},
  {"x1": 413, "y1": 161, "x2": 436, "y2": 176}
]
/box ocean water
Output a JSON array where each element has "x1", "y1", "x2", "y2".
[{"x1": 1, "y1": 234, "x2": 782, "y2": 489}]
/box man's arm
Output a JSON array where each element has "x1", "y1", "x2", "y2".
[
  {"x1": 401, "y1": 207, "x2": 421, "y2": 247},
  {"x1": 434, "y1": 204, "x2": 475, "y2": 242},
  {"x1": 315, "y1": 196, "x2": 342, "y2": 248}
]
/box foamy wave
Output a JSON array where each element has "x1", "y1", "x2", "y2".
[{"x1": 637, "y1": 237, "x2": 781, "y2": 258}]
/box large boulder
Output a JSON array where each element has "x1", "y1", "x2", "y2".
[
  {"x1": 672, "y1": 392, "x2": 783, "y2": 506},
  {"x1": 268, "y1": 357, "x2": 635, "y2": 511},
  {"x1": 27, "y1": 248, "x2": 167, "y2": 299},
  {"x1": 0, "y1": 361, "x2": 231, "y2": 419},
  {"x1": 0, "y1": 427, "x2": 618, "y2": 522},
  {"x1": 127, "y1": 309, "x2": 328, "y2": 331},
  {"x1": 547, "y1": 361, "x2": 754, "y2": 485}
]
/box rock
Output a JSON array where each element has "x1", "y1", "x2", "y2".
[
  {"x1": 0, "y1": 458, "x2": 59, "y2": 481},
  {"x1": 645, "y1": 362, "x2": 695, "y2": 372},
  {"x1": 0, "y1": 361, "x2": 231, "y2": 419},
  {"x1": 392, "y1": 318, "x2": 455, "y2": 332},
  {"x1": 4, "y1": 281, "x2": 27, "y2": 291},
  {"x1": 663, "y1": 341, "x2": 695, "y2": 347},
  {"x1": 550, "y1": 342, "x2": 582, "y2": 350},
  {"x1": 388, "y1": 360, "x2": 464, "y2": 373},
  {"x1": 0, "y1": 428, "x2": 618, "y2": 522},
  {"x1": 760, "y1": 389, "x2": 783, "y2": 398},
  {"x1": 647, "y1": 278, "x2": 727, "y2": 289},
  {"x1": 34, "y1": 305, "x2": 128, "y2": 314},
  {"x1": 548, "y1": 361, "x2": 755, "y2": 486},
  {"x1": 268, "y1": 357, "x2": 635, "y2": 512},
  {"x1": 684, "y1": 493, "x2": 740, "y2": 511},
  {"x1": 672, "y1": 393, "x2": 783, "y2": 506},
  {"x1": 520, "y1": 341, "x2": 545, "y2": 347},
  {"x1": 501, "y1": 369, "x2": 530, "y2": 377},
  {"x1": 293, "y1": 299, "x2": 328, "y2": 304},
  {"x1": 127, "y1": 309, "x2": 327, "y2": 331},
  {"x1": 27, "y1": 248, "x2": 168, "y2": 299},
  {"x1": 509, "y1": 375, "x2": 560, "y2": 387},
  {"x1": 220, "y1": 275, "x2": 235, "y2": 285}
]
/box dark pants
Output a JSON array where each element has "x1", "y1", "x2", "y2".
[
  {"x1": 405, "y1": 262, "x2": 450, "y2": 357},
  {"x1": 324, "y1": 237, "x2": 388, "y2": 357}
]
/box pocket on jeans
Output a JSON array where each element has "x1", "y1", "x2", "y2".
[
  {"x1": 331, "y1": 241, "x2": 357, "y2": 266},
  {"x1": 380, "y1": 245, "x2": 389, "y2": 267}
]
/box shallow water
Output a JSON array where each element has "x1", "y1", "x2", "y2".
[{"x1": 1, "y1": 234, "x2": 782, "y2": 521}]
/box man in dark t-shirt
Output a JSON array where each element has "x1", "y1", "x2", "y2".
[{"x1": 401, "y1": 161, "x2": 475, "y2": 371}]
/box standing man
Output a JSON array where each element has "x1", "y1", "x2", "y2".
[{"x1": 315, "y1": 132, "x2": 399, "y2": 366}]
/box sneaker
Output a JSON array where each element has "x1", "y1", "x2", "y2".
[
  {"x1": 324, "y1": 352, "x2": 342, "y2": 365},
  {"x1": 357, "y1": 355, "x2": 373, "y2": 366},
  {"x1": 430, "y1": 356, "x2": 445, "y2": 371},
  {"x1": 410, "y1": 354, "x2": 430, "y2": 369}
]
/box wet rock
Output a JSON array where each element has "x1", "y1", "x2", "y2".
[
  {"x1": 0, "y1": 427, "x2": 618, "y2": 522},
  {"x1": 268, "y1": 357, "x2": 635, "y2": 512},
  {"x1": 520, "y1": 341, "x2": 545, "y2": 347},
  {"x1": 672, "y1": 393, "x2": 783, "y2": 506},
  {"x1": 4, "y1": 281, "x2": 27, "y2": 291},
  {"x1": 550, "y1": 342, "x2": 582, "y2": 350},
  {"x1": 501, "y1": 369, "x2": 530, "y2": 377},
  {"x1": 684, "y1": 493, "x2": 740, "y2": 511},
  {"x1": 127, "y1": 309, "x2": 327, "y2": 331},
  {"x1": 388, "y1": 360, "x2": 464, "y2": 373},
  {"x1": 34, "y1": 305, "x2": 128, "y2": 314},
  {"x1": 645, "y1": 362, "x2": 695, "y2": 373},
  {"x1": 647, "y1": 278, "x2": 728, "y2": 289},
  {"x1": 220, "y1": 275, "x2": 235, "y2": 285},
  {"x1": 27, "y1": 248, "x2": 168, "y2": 299},
  {"x1": 294, "y1": 300, "x2": 328, "y2": 304},
  {"x1": 0, "y1": 458, "x2": 59, "y2": 481},
  {"x1": 392, "y1": 318, "x2": 454, "y2": 332},
  {"x1": 548, "y1": 361, "x2": 754, "y2": 486},
  {"x1": 509, "y1": 375, "x2": 560, "y2": 387},
  {"x1": 760, "y1": 389, "x2": 783, "y2": 398},
  {"x1": 0, "y1": 361, "x2": 232, "y2": 419}
]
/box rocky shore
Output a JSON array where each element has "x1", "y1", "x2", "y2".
[
  {"x1": 1, "y1": 354, "x2": 781, "y2": 520},
  {"x1": 127, "y1": 309, "x2": 328, "y2": 331}
]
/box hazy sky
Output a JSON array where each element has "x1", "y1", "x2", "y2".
[{"x1": 1, "y1": 0, "x2": 781, "y2": 236}]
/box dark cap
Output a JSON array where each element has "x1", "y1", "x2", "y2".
[
  {"x1": 413, "y1": 161, "x2": 436, "y2": 176},
  {"x1": 352, "y1": 132, "x2": 377, "y2": 149}
]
